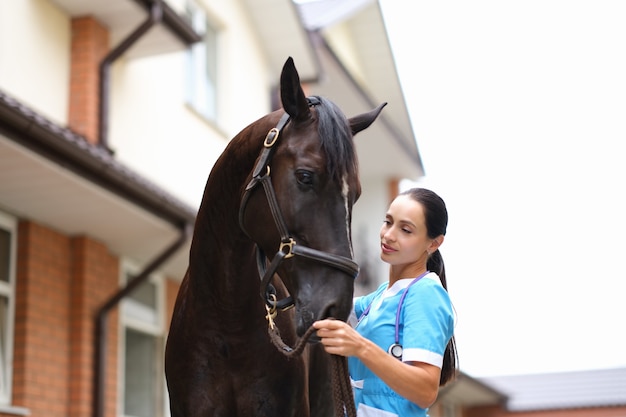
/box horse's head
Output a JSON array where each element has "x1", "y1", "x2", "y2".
[{"x1": 240, "y1": 57, "x2": 385, "y2": 336}]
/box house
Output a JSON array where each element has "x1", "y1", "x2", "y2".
[
  {"x1": 429, "y1": 367, "x2": 626, "y2": 417},
  {"x1": 0, "y1": 0, "x2": 420, "y2": 416}
]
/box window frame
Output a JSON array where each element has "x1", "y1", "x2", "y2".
[
  {"x1": 185, "y1": 0, "x2": 220, "y2": 122},
  {"x1": 0, "y1": 211, "x2": 16, "y2": 407},
  {"x1": 118, "y1": 261, "x2": 167, "y2": 417}
]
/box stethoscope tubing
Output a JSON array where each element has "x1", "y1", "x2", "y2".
[{"x1": 356, "y1": 271, "x2": 430, "y2": 359}]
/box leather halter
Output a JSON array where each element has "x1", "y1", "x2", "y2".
[{"x1": 238, "y1": 97, "x2": 360, "y2": 316}]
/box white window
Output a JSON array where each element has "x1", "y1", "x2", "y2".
[
  {"x1": 0, "y1": 212, "x2": 16, "y2": 406},
  {"x1": 119, "y1": 264, "x2": 166, "y2": 417},
  {"x1": 186, "y1": 1, "x2": 219, "y2": 121}
]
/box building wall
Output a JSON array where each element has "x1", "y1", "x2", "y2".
[
  {"x1": 68, "y1": 16, "x2": 109, "y2": 145},
  {"x1": 10, "y1": 221, "x2": 120, "y2": 417},
  {"x1": 352, "y1": 177, "x2": 399, "y2": 294},
  {"x1": 0, "y1": 0, "x2": 71, "y2": 126},
  {"x1": 108, "y1": 0, "x2": 274, "y2": 209},
  {"x1": 0, "y1": 0, "x2": 274, "y2": 210}
]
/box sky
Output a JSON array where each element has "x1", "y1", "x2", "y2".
[{"x1": 379, "y1": 1, "x2": 626, "y2": 378}]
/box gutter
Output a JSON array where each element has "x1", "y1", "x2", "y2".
[
  {"x1": 0, "y1": 90, "x2": 196, "y2": 227},
  {"x1": 99, "y1": 0, "x2": 202, "y2": 150},
  {"x1": 134, "y1": 0, "x2": 201, "y2": 46}
]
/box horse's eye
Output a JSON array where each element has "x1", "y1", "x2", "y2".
[{"x1": 295, "y1": 170, "x2": 314, "y2": 186}]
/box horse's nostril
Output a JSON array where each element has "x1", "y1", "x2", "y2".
[{"x1": 322, "y1": 304, "x2": 337, "y2": 321}]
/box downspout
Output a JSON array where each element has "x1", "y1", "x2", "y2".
[
  {"x1": 98, "y1": 0, "x2": 163, "y2": 151},
  {"x1": 92, "y1": 2, "x2": 171, "y2": 416},
  {"x1": 92, "y1": 223, "x2": 192, "y2": 417}
]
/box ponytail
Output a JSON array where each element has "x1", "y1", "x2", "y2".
[
  {"x1": 427, "y1": 249, "x2": 446, "y2": 289},
  {"x1": 428, "y1": 249, "x2": 457, "y2": 386}
]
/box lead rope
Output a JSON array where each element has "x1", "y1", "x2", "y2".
[{"x1": 267, "y1": 323, "x2": 356, "y2": 417}]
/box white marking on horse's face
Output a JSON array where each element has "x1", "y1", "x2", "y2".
[{"x1": 341, "y1": 174, "x2": 354, "y2": 258}]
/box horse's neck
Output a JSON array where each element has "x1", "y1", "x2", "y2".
[{"x1": 187, "y1": 122, "x2": 271, "y2": 308}]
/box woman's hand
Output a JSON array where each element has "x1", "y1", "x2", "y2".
[
  {"x1": 313, "y1": 318, "x2": 441, "y2": 409},
  {"x1": 313, "y1": 319, "x2": 365, "y2": 357}
]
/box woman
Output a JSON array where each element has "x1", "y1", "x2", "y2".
[{"x1": 314, "y1": 188, "x2": 457, "y2": 416}]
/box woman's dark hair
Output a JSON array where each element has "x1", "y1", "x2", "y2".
[{"x1": 399, "y1": 187, "x2": 458, "y2": 386}]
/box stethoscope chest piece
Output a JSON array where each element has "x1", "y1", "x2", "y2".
[
  {"x1": 388, "y1": 343, "x2": 403, "y2": 360},
  {"x1": 386, "y1": 271, "x2": 430, "y2": 362}
]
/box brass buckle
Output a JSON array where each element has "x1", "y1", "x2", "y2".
[{"x1": 264, "y1": 128, "x2": 280, "y2": 148}]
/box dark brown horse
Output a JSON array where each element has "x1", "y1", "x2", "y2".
[{"x1": 165, "y1": 57, "x2": 385, "y2": 417}]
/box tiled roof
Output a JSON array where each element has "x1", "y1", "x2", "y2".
[{"x1": 480, "y1": 367, "x2": 626, "y2": 411}]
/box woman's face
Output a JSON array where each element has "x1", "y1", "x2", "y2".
[{"x1": 379, "y1": 195, "x2": 437, "y2": 272}]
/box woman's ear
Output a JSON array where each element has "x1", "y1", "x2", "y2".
[{"x1": 428, "y1": 235, "x2": 445, "y2": 254}]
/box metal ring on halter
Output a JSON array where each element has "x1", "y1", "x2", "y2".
[{"x1": 279, "y1": 238, "x2": 296, "y2": 259}]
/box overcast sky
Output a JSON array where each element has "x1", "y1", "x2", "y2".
[{"x1": 379, "y1": 0, "x2": 626, "y2": 377}]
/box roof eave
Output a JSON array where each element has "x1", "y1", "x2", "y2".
[{"x1": 0, "y1": 90, "x2": 195, "y2": 278}]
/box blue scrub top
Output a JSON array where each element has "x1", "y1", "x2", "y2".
[{"x1": 349, "y1": 272, "x2": 454, "y2": 417}]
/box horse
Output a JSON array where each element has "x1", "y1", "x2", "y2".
[{"x1": 165, "y1": 57, "x2": 386, "y2": 417}]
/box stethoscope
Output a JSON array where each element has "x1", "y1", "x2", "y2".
[{"x1": 356, "y1": 271, "x2": 429, "y2": 360}]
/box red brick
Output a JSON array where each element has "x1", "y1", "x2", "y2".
[{"x1": 68, "y1": 17, "x2": 109, "y2": 145}]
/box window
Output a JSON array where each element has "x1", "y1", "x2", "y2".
[
  {"x1": 0, "y1": 212, "x2": 16, "y2": 405},
  {"x1": 120, "y1": 265, "x2": 166, "y2": 417},
  {"x1": 186, "y1": 1, "x2": 218, "y2": 121}
]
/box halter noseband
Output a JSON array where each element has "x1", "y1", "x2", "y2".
[{"x1": 238, "y1": 97, "x2": 360, "y2": 317}]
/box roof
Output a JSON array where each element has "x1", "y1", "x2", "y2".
[
  {"x1": 480, "y1": 367, "x2": 626, "y2": 411},
  {"x1": 0, "y1": 89, "x2": 195, "y2": 278},
  {"x1": 437, "y1": 371, "x2": 507, "y2": 407},
  {"x1": 298, "y1": 0, "x2": 424, "y2": 181}
]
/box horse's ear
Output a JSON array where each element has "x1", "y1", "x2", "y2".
[
  {"x1": 349, "y1": 102, "x2": 387, "y2": 136},
  {"x1": 280, "y1": 57, "x2": 311, "y2": 122}
]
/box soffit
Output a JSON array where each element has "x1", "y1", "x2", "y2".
[
  {"x1": 240, "y1": 0, "x2": 319, "y2": 82},
  {"x1": 339, "y1": 3, "x2": 418, "y2": 165},
  {"x1": 0, "y1": 135, "x2": 190, "y2": 279}
]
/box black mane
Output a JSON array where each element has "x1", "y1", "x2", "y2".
[{"x1": 310, "y1": 95, "x2": 358, "y2": 181}]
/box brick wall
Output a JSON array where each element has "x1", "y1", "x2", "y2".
[
  {"x1": 68, "y1": 17, "x2": 109, "y2": 145},
  {"x1": 12, "y1": 222, "x2": 71, "y2": 416},
  {"x1": 165, "y1": 277, "x2": 181, "y2": 333},
  {"x1": 11, "y1": 221, "x2": 119, "y2": 417},
  {"x1": 69, "y1": 236, "x2": 119, "y2": 417}
]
